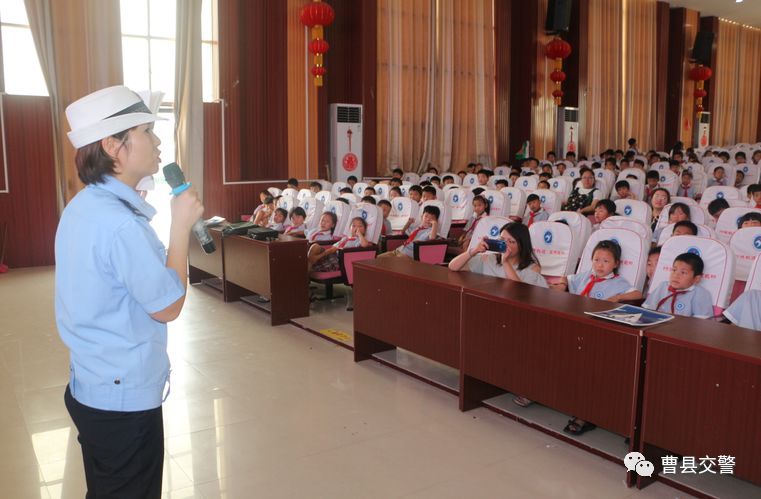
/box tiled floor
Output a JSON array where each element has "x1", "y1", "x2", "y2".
[{"x1": 0, "y1": 267, "x2": 694, "y2": 498}]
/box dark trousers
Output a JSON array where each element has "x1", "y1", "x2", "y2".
[{"x1": 64, "y1": 385, "x2": 164, "y2": 499}]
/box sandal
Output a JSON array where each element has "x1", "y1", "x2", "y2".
[
  {"x1": 563, "y1": 418, "x2": 596, "y2": 436},
  {"x1": 512, "y1": 396, "x2": 533, "y2": 407}
]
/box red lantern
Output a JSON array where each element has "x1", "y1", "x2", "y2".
[
  {"x1": 689, "y1": 65, "x2": 713, "y2": 81},
  {"x1": 309, "y1": 39, "x2": 329, "y2": 55},
  {"x1": 545, "y1": 38, "x2": 572, "y2": 60},
  {"x1": 300, "y1": 1, "x2": 335, "y2": 87},
  {"x1": 694, "y1": 89, "x2": 707, "y2": 99},
  {"x1": 690, "y1": 64, "x2": 713, "y2": 116},
  {"x1": 545, "y1": 37, "x2": 572, "y2": 106}
]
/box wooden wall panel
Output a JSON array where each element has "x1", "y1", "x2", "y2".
[
  {"x1": 495, "y1": 0, "x2": 510, "y2": 163},
  {"x1": 218, "y1": 0, "x2": 288, "y2": 182},
  {"x1": 665, "y1": 7, "x2": 686, "y2": 150},
  {"x1": 654, "y1": 2, "x2": 669, "y2": 151},
  {"x1": 700, "y1": 16, "x2": 719, "y2": 131},
  {"x1": 679, "y1": 10, "x2": 700, "y2": 147},
  {"x1": 202, "y1": 101, "x2": 279, "y2": 222},
  {"x1": 0, "y1": 95, "x2": 58, "y2": 268},
  {"x1": 508, "y1": 0, "x2": 539, "y2": 161},
  {"x1": 286, "y1": 0, "x2": 319, "y2": 181}
]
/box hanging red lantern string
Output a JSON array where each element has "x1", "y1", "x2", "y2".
[
  {"x1": 545, "y1": 37, "x2": 572, "y2": 106},
  {"x1": 689, "y1": 64, "x2": 713, "y2": 116},
  {"x1": 300, "y1": 0, "x2": 335, "y2": 87}
]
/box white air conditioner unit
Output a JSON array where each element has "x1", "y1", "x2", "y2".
[
  {"x1": 694, "y1": 111, "x2": 710, "y2": 149},
  {"x1": 329, "y1": 103, "x2": 363, "y2": 182},
  {"x1": 556, "y1": 106, "x2": 579, "y2": 157}
]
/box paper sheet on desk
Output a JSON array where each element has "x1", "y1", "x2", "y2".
[{"x1": 584, "y1": 305, "x2": 674, "y2": 327}]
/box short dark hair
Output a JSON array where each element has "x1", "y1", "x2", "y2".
[
  {"x1": 378, "y1": 199, "x2": 391, "y2": 208},
  {"x1": 472, "y1": 194, "x2": 490, "y2": 215},
  {"x1": 390, "y1": 178, "x2": 403, "y2": 186},
  {"x1": 681, "y1": 170, "x2": 693, "y2": 178},
  {"x1": 615, "y1": 180, "x2": 631, "y2": 190},
  {"x1": 430, "y1": 176, "x2": 441, "y2": 183},
  {"x1": 669, "y1": 202, "x2": 691, "y2": 219},
  {"x1": 422, "y1": 186, "x2": 437, "y2": 196},
  {"x1": 322, "y1": 210, "x2": 338, "y2": 231},
  {"x1": 646, "y1": 170, "x2": 660, "y2": 180},
  {"x1": 347, "y1": 175, "x2": 358, "y2": 182},
  {"x1": 596, "y1": 199, "x2": 617, "y2": 215},
  {"x1": 74, "y1": 128, "x2": 132, "y2": 184},
  {"x1": 287, "y1": 177, "x2": 299, "y2": 187},
  {"x1": 526, "y1": 194, "x2": 540, "y2": 203},
  {"x1": 714, "y1": 166, "x2": 725, "y2": 173},
  {"x1": 335, "y1": 197, "x2": 350, "y2": 205},
  {"x1": 477, "y1": 169, "x2": 493, "y2": 178},
  {"x1": 309, "y1": 181, "x2": 322, "y2": 189},
  {"x1": 274, "y1": 207, "x2": 288, "y2": 218},
  {"x1": 736, "y1": 151, "x2": 747, "y2": 159},
  {"x1": 422, "y1": 205, "x2": 440, "y2": 220},
  {"x1": 339, "y1": 187, "x2": 353, "y2": 194},
  {"x1": 392, "y1": 168, "x2": 404, "y2": 175},
  {"x1": 360, "y1": 195, "x2": 377, "y2": 204},
  {"x1": 364, "y1": 186, "x2": 377, "y2": 194},
  {"x1": 289, "y1": 206, "x2": 306, "y2": 218},
  {"x1": 674, "y1": 252, "x2": 704, "y2": 276},
  {"x1": 648, "y1": 246, "x2": 661, "y2": 257},
  {"x1": 409, "y1": 185, "x2": 423, "y2": 195},
  {"x1": 707, "y1": 198, "x2": 730, "y2": 216},
  {"x1": 748, "y1": 183, "x2": 761, "y2": 195},
  {"x1": 738, "y1": 212, "x2": 761, "y2": 228},
  {"x1": 495, "y1": 179, "x2": 509, "y2": 187},
  {"x1": 390, "y1": 186, "x2": 402, "y2": 196},
  {"x1": 673, "y1": 220, "x2": 698, "y2": 235},
  {"x1": 472, "y1": 187, "x2": 485, "y2": 196}
]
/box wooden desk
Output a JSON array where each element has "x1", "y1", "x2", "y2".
[
  {"x1": 222, "y1": 234, "x2": 309, "y2": 326},
  {"x1": 352, "y1": 258, "x2": 497, "y2": 368},
  {"x1": 188, "y1": 227, "x2": 224, "y2": 285},
  {"x1": 460, "y1": 280, "x2": 644, "y2": 440},
  {"x1": 640, "y1": 318, "x2": 761, "y2": 487}
]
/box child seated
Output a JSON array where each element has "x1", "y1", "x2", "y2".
[
  {"x1": 309, "y1": 181, "x2": 322, "y2": 194},
  {"x1": 388, "y1": 186, "x2": 402, "y2": 199},
  {"x1": 537, "y1": 180, "x2": 550, "y2": 190},
  {"x1": 363, "y1": 187, "x2": 377, "y2": 197},
  {"x1": 707, "y1": 198, "x2": 730, "y2": 223},
  {"x1": 723, "y1": 290, "x2": 761, "y2": 330},
  {"x1": 346, "y1": 175, "x2": 358, "y2": 188},
  {"x1": 286, "y1": 177, "x2": 299, "y2": 189},
  {"x1": 360, "y1": 195, "x2": 377, "y2": 205},
  {"x1": 378, "y1": 199, "x2": 392, "y2": 235},
  {"x1": 524, "y1": 194, "x2": 548, "y2": 227},
  {"x1": 644, "y1": 170, "x2": 660, "y2": 201},
  {"x1": 305, "y1": 212, "x2": 337, "y2": 242},
  {"x1": 421, "y1": 186, "x2": 437, "y2": 202},
  {"x1": 707, "y1": 166, "x2": 727, "y2": 187},
  {"x1": 430, "y1": 176, "x2": 441, "y2": 188},
  {"x1": 495, "y1": 179, "x2": 509, "y2": 189},
  {"x1": 738, "y1": 212, "x2": 761, "y2": 228},
  {"x1": 378, "y1": 205, "x2": 440, "y2": 259},
  {"x1": 678, "y1": 171, "x2": 696, "y2": 198},
  {"x1": 458, "y1": 195, "x2": 490, "y2": 249},
  {"x1": 653, "y1": 202, "x2": 691, "y2": 242},
  {"x1": 671, "y1": 220, "x2": 698, "y2": 237},
  {"x1": 735, "y1": 170, "x2": 745, "y2": 189},
  {"x1": 615, "y1": 180, "x2": 635, "y2": 200},
  {"x1": 644, "y1": 246, "x2": 661, "y2": 295},
  {"x1": 643, "y1": 252, "x2": 713, "y2": 318},
  {"x1": 252, "y1": 195, "x2": 275, "y2": 225},
  {"x1": 558, "y1": 240, "x2": 642, "y2": 435},
  {"x1": 442, "y1": 175, "x2": 456, "y2": 186},
  {"x1": 283, "y1": 207, "x2": 307, "y2": 236},
  {"x1": 592, "y1": 199, "x2": 616, "y2": 230},
  {"x1": 268, "y1": 208, "x2": 288, "y2": 232},
  {"x1": 408, "y1": 185, "x2": 423, "y2": 203},
  {"x1": 477, "y1": 170, "x2": 492, "y2": 186},
  {"x1": 748, "y1": 183, "x2": 761, "y2": 208},
  {"x1": 308, "y1": 217, "x2": 373, "y2": 272}
]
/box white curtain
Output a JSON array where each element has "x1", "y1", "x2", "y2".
[{"x1": 175, "y1": 0, "x2": 204, "y2": 200}]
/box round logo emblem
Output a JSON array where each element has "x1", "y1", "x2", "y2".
[
  {"x1": 687, "y1": 246, "x2": 701, "y2": 256},
  {"x1": 544, "y1": 231, "x2": 553, "y2": 244},
  {"x1": 488, "y1": 196, "x2": 494, "y2": 203},
  {"x1": 754, "y1": 236, "x2": 761, "y2": 250},
  {"x1": 717, "y1": 192, "x2": 725, "y2": 199},
  {"x1": 342, "y1": 152, "x2": 358, "y2": 172},
  {"x1": 624, "y1": 206, "x2": 633, "y2": 215},
  {"x1": 570, "y1": 172, "x2": 576, "y2": 177},
  {"x1": 361, "y1": 210, "x2": 368, "y2": 220},
  {"x1": 489, "y1": 226, "x2": 499, "y2": 236},
  {"x1": 304, "y1": 202, "x2": 310, "y2": 210},
  {"x1": 453, "y1": 195, "x2": 459, "y2": 203},
  {"x1": 660, "y1": 176, "x2": 666, "y2": 182},
  {"x1": 676, "y1": 302, "x2": 685, "y2": 311},
  {"x1": 508, "y1": 193, "x2": 513, "y2": 199},
  {"x1": 594, "y1": 291, "x2": 604, "y2": 299},
  {"x1": 552, "y1": 181, "x2": 559, "y2": 188},
  {"x1": 469, "y1": 177, "x2": 475, "y2": 185},
  {"x1": 744, "y1": 166, "x2": 749, "y2": 173},
  {"x1": 330, "y1": 206, "x2": 336, "y2": 213},
  {"x1": 597, "y1": 171, "x2": 603, "y2": 177},
  {"x1": 397, "y1": 202, "x2": 403, "y2": 211},
  {"x1": 540, "y1": 196, "x2": 546, "y2": 203}
]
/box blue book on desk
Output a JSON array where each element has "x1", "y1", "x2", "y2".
[{"x1": 584, "y1": 304, "x2": 674, "y2": 327}]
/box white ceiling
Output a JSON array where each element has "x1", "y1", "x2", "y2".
[{"x1": 667, "y1": 0, "x2": 761, "y2": 29}]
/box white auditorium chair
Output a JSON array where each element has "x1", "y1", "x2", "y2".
[
  {"x1": 577, "y1": 227, "x2": 648, "y2": 292},
  {"x1": 613, "y1": 199, "x2": 652, "y2": 225},
  {"x1": 446, "y1": 188, "x2": 475, "y2": 222},
  {"x1": 528, "y1": 221, "x2": 581, "y2": 280},
  {"x1": 500, "y1": 187, "x2": 528, "y2": 219},
  {"x1": 656, "y1": 223, "x2": 715, "y2": 247},
  {"x1": 600, "y1": 216, "x2": 653, "y2": 241},
  {"x1": 548, "y1": 211, "x2": 592, "y2": 260},
  {"x1": 715, "y1": 207, "x2": 761, "y2": 243},
  {"x1": 481, "y1": 189, "x2": 509, "y2": 217},
  {"x1": 699, "y1": 186, "x2": 741, "y2": 208}
]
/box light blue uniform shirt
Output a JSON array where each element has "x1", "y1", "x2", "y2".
[
  {"x1": 643, "y1": 281, "x2": 714, "y2": 319},
  {"x1": 568, "y1": 270, "x2": 636, "y2": 300},
  {"x1": 724, "y1": 290, "x2": 761, "y2": 330},
  {"x1": 399, "y1": 225, "x2": 434, "y2": 258},
  {"x1": 55, "y1": 176, "x2": 185, "y2": 411}
]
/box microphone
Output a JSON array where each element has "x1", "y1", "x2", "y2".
[{"x1": 162, "y1": 162, "x2": 216, "y2": 254}]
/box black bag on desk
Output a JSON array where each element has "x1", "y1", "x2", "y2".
[
  {"x1": 222, "y1": 221, "x2": 258, "y2": 237},
  {"x1": 247, "y1": 227, "x2": 280, "y2": 241}
]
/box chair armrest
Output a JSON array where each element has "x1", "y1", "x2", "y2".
[
  {"x1": 413, "y1": 239, "x2": 448, "y2": 264},
  {"x1": 338, "y1": 244, "x2": 379, "y2": 285},
  {"x1": 381, "y1": 234, "x2": 407, "y2": 253}
]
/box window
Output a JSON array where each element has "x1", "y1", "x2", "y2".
[{"x1": 0, "y1": 0, "x2": 48, "y2": 96}]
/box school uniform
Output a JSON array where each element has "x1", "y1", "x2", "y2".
[
  {"x1": 398, "y1": 224, "x2": 435, "y2": 258},
  {"x1": 268, "y1": 221, "x2": 285, "y2": 232},
  {"x1": 568, "y1": 271, "x2": 636, "y2": 300},
  {"x1": 707, "y1": 178, "x2": 727, "y2": 188},
  {"x1": 382, "y1": 218, "x2": 392, "y2": 235},
  {"x1": 312, "y1": 236, "x2": 364, "y2": 273},
  {"x1": 525, "y1": 209, "x2": 549, "y2": 227},
  {"x1": 677, "y1": 183, "x2": 696, "y2": 198},
  {"x1": 643, "y1": 282, "x2": 714, "y2": 318},
  {"x1": 723, "y1": 290, "x2": 761, "y2": 330},
  {"x1": 284, "y1": 223, "x2": 306, "y2": 235},
  {"x1": 305, "y1": 228, "x2": 334, "y2": 242}
]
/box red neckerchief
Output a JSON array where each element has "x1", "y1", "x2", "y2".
[
  {"x1": 656, "y1": 286, "x2": 688, "y2": 313},
  {"x1": 580, "y1": 274, "x2": 616, "y2": 297}
]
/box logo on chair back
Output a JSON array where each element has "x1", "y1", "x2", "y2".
[
  {"x1": 397, "y1": 202, "x2": 403, "y2": 211},
  {"x1": 717, "y1": 192, "x2": 725, "y2": 199},
  {"x1": 569, "y1": 171, "x2": 577, "y2": 178},
  {"x1": 624, "y1": 205, "x2": 633, "y2": 216},
  {"x1": 304, "y1": 202, "x2": 310, "y2": 210},
  {"x1": 544, "y1": 231, "x2": 553, "y2": 244},
  {"x1": 675, "y1": 302, "x2": 685, "y2": 311},
  {"x1": 488, "y1": 195, "x2": 494, "y2": 204},
  {"x1": 744, "y1": 166, "x2": 749, "y2": 173},
  {"x1": 453, "y1": 194, "x2": 459, "y2": 203},
  {"x1": 507, "y1": 192, "x2": 513, "y2": 199},
  {"x1": 687, "y1": 246, "x2": 701, "y2": 257},
  {"x1": 660, "y1": 176, "x2": 666, "y2": 182},
  {"x1": 489, "y1": 226, "x2": 500, "y2": 237},
  {"x1": 330, "y1": 206, "x2": 337, "y2": 213},
  {"x1": 552, "y1": 181, "x2": 559, "y2": 188},
  {"x1": 468, "y1": 177, "x2": 475, "y2": 185},
  {"x1": 360, "y1": 210, "x2": 368, "y2": 220},
  {"x1": 540, "y1": 195, "x2": 547, "y2": 203},
  {"x1": 754, "y1": 236, "x2": 761, "y2": 250}
]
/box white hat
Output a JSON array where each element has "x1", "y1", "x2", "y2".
[{"x1": 65, "y1": 85, "x2": 165, "y2": 149}]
